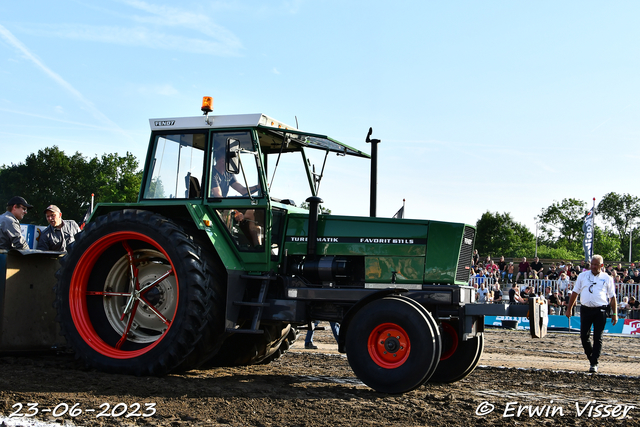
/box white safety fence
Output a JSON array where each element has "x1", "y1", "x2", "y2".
[
  {"x1": 617, "y1": 282, "x2": 640, "y2": 301},
  {"x1": 468, "y1": 276, "x2": 497, "y2": 287},
  {"x1": 469, "y1": 276, "x2": 639, "y2": 299},
  {"x1": 468, "y1": 276, "x2": 639, "y2": 310},
  {"x1": 522, "y1": 279, "x2": 640, "y2": 301},
  {"x1": 523, "y1": 279, "x2": 573, "y2": 297}
]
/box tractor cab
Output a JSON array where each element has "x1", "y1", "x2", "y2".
[{"x1": 138, "y1": 99, "x2": 369, "y2": 270}]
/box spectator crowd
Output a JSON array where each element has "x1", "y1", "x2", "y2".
[{"x1": 469, "y1": 249, "x2": 640, "y2": 319}]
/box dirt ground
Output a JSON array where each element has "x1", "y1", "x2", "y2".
[{"x1": 1, "y1": 325, "x2": 639, "y2": 427}]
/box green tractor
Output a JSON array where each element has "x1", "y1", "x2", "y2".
[{"x1": 51, "y1": 98, "x2": 529, "y2": 393}]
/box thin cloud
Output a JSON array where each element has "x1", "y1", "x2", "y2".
[
  {"x1": 590, "y1": 103, "x2": 633, "y2": 133},
  {"x1": 119, "y1": 0, "x2": 242, "y2": 46},
  {"x1": 0, "y1": 107, "x2": 118, "y2": 131},
  {"x1": 283, "y1": 0, "x2": 305, "y2": 14},
  {"x1": 591, "y1": 118, "x2": 611, "y2": 133},
  {"x1": 46, "y1": 0, "x2": 243, "y2": 56},
  {"x1": 136, "y1": 84, "x2": 179, "y2": 96},
  {"x1": 0, "y1": 24, "x2": 130, "y2": 140},
  {"x1": 16, "y1": 24, "x2": 240, "y2": 56}
]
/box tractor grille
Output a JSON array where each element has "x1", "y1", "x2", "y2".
[{"x1": 455, "y1": 226, "x2": 475, "y2": 283}]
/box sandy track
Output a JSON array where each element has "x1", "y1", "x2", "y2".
[{"x1": 0, "y1": 326, "x2": 638, "y2": 426}]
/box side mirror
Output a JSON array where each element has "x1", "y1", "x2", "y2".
[{"x1": 226, "y1": 138, "x2": 240, "y2": 174}]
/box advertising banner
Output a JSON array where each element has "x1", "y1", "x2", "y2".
[{"x1": 582, "y1": 208, "x2": 594, "y2": 262}]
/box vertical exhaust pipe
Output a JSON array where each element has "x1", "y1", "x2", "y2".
[
  {"x1": 305, "y1": 196, "x2": 323, "y2": 256},
  {"x1": 366, "y1": 128, "x2": 380, "y2": 218}
]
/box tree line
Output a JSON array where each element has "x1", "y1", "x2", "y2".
[
  {"x1": 476, "y1": 193, "x2": 640, "y2": 262},
  {"x1": 3, "y1": 147, "x2": 636, "y2": 262},
  {"x1": 0, "y1": 146, "x2": 142, "y2": 226}
]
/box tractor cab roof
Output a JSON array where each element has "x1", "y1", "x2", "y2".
[{"x1": 149, "y1": 113, "x2": 370, "y2": 159}]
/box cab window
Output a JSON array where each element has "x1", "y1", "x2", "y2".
[
  {"x1": 143, "y1": 132, "x2": 206, "y2": 199},
  {"x1": 209, "y1": 131, "x2": 261, "y2": 199}
]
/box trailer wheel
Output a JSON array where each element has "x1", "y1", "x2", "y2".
[
  {"x1": 55, "y1": 209, "x2": 223, "y2": 376},
  {"x1": 346, "y1": 297, "x2": 438, "y2": 394},
  {"x1": 427, "y1": 320, "x2": 484, "y2": 383}
]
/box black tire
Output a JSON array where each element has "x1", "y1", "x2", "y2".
[
  {"x1": 385, "y1": 296, "x2": 442, "y2": 384},
  {"x1": 346, "y1": 297, "x2": 438, "y2": 394},
  {"x1": 427, "y1": 319, "x2": 484, "y2": 383},
  {"x1": 55, "y1": 209, "x2": 224, "y2": 376},
  {"x1": 173, "y1": 239, "x2": 226, "y2": 373},
  {"x1": 204, "y1": 322, "x2": 297, "y2": 367},
  {"x1": 259, "y1": 324, "x2": 298, "y2": 364}
]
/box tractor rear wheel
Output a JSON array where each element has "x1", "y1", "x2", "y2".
[
  {"x1": 55, "y1": 209, "x2": 223, "y2": 376},
  {"x1": 346, "y1": 297, "x2": 439, "y2": 394},
  {"x1": 427, "y1": 319, "x2": 484, "y2": 383}
]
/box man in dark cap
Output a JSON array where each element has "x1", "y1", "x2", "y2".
[
  {"x1": 0, "y1": 196, "x2": 33, "y2": 250},
  {"x1": 38, "y1": 205, "x2": 81, "y2": 252}
]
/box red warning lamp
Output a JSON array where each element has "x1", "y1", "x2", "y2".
[{"x1": 201, "y1": 96, "x2": 213, "y2": 114}]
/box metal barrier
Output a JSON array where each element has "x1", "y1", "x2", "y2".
[
  {"x1": 617, "y1": 282, "x2": 640, "y2": 301},
  {"x1": 523, "y1": 279, "x2": 572, "y2": 296},
  {"x1": 468, "y1": 277, "x2": 639, "y2": 316},
  {"x1": 522, "y1": 279, "x2": 640, "y2": 301},
  {"x1": 468, "y1": 276, "x2": 496, "y2": 287}
]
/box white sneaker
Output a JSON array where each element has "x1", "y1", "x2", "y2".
[{"x1": 589, "y1": 364, "x2": 598, "y2": 373}]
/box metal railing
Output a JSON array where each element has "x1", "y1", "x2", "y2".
[
  {"x1": 468, "y1": 276, "x2": 496, "y2": 287},
  {"x1": 468, "y1": 277, "x2": 639, "y2": 315},
  {"x1": 521, "y1": 279, "x2": 640, "y2": 301}
]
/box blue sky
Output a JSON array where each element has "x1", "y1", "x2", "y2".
[{"x1": 1, "y1": 1, "x2": 638, "y2": 233}]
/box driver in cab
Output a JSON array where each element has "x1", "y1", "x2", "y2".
[
  {"x1": 210, "y1": 145, "x2": 259, "y2": 198},
  {"x1": 210, "y1": 144, "x2": 262, "y2": 247}
]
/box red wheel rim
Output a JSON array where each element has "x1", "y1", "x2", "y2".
[
  {"x1": 367, "y1": 322, "x2": 411, "y2": 369},
  {"x1": 440, "y1": 322, "x2": 459, "y2": 360},
  {"x1": 69, "y1": 231, "x2": 179, "y2": 359}
]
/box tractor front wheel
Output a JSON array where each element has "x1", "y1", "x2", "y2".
[
  {"x1": 346, "y1": 297, "x2": 439, "y2": 394},
  {"x1": 427, "y1": 319, "x2": 484, "y2": 383}
]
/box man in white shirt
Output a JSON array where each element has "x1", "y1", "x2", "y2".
[
  {"x1": 565, "y1": 255, "x2": 618, "y2": 373},
  {"x1": 477, "y1": 283, "x2": 490, "y2": 303}
]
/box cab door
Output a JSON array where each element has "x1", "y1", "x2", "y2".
[{"x1": 205, "y1": 129, "x2": 271, "y2": 269}]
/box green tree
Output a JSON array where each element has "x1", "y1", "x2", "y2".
[
  {"x1": 475, "y1": 211, "x2": 535, "y2": 258},
  {"x1": 594, "y1": 227, "x2": 623, "y2": 262},
  {"x1": 597, "y1": 192, "x2": 640, "y2": 259},
  {"x1": 300, "y1": 201, "x2": 331, "y2": 215},
  {"x1": 88, "y1": 153, "x2": 143, "y2": 203},
  {"x1": 534, "y1": 244, "x2": 582, "y2": 260},
  {"x1": 536, "y1": 198, "x2": 587, "y2": 254},
  {"x1": 0, "y1": 146, "x2": 141, "y2": 225}
]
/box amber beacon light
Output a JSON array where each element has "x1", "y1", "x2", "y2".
[{"x1": 201, "y1": 96, "x2": 213, "y2": 114}]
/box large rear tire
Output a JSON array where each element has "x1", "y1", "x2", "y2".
[
  {"x1": 346, "y1": 297, "x2": 438, "y2": 394},
  {"x1": 55, "y1": 209, "x2": 224, "y2": 375},
  {"x1": 427, "y1": 319, "x2": 484, "y2": 383}
]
